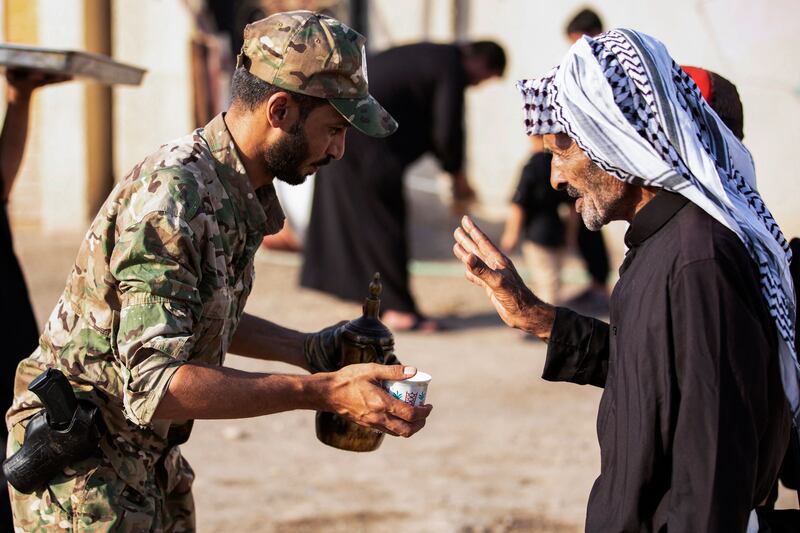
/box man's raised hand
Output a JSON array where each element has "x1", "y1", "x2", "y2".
[
  {"x1": 6, "y1": 69, "x2": 71, "y2": 103},
  {"x1": 452, "y1": 216, "x2": 556, "y2": 339}
]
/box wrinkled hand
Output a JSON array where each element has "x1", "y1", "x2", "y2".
[
  {"x1": 304, "y1": 321, "x2": 347, "y2": 373},
  {"x1": 6, "y1": 69, "x2": 71, "y2": 102},
  {"x1": 453, "y1": 216, "x2": 555, "y2": 338},
  {"x1": 324, "y1": 364, "x2": 432, "y2": 437}
]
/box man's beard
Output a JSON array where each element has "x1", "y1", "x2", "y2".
[
  {"x1": 263, "y1": 126, "x2": 332, "y2": 186},
  {"x1": 578, "y1": 199, "x2": 606, "y2": 231},
  {"x1": 566, "y1": 184, "x2": 600, "y2": 230},
  {"x1": 264, "y1": 128, "x2": 310, "y2": 186},
  {"x1": 567, "y1": 165, "x2": 623, "y2": 231}
]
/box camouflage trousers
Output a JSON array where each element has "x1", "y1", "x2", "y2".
[{"x1": 6, "y1": 424, "x2": 195, "y2": 532}]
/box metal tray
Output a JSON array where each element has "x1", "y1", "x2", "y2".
[{"x1": 0, "y1": 44, "x2": 146, "y2": 86}]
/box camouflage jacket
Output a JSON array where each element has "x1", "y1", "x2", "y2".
[{"x1": 6, "y1": 113, "x2": 285, "y2": 495}]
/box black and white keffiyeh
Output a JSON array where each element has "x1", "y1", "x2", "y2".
[{"x1": 517, "y1": 29, "x2": 799, "y2": 430}]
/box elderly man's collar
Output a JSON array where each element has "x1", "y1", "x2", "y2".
[{"x1": 624, "y1": 190, "x2": 689, "y2": 249}]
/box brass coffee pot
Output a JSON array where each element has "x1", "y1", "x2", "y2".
[{"x1": 315, "y1": 273, "x2": 396, "y2": 452}]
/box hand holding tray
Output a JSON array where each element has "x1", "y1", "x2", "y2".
[{"x1": 0, "y1": 43, "x2": 146, "y2": 86}]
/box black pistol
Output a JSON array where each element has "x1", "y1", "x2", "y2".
[
  {"x1": 29, "y1": 368, "x2": 78, "y2": 429},
  {"x1": 2, "y1": 368, "x2": 103, "y2": 494}
]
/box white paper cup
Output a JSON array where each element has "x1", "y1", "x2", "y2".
[{"x1": 382, "y1": 371, "x2": 431, "y2": 407}]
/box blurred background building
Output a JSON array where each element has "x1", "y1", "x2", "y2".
[{"x1": 2, "y1": 0, "x2": 799, "y2": 257}]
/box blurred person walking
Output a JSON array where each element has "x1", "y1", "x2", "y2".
[
  {"x1": 300, "y1": 40, "x2": 506, "y2": 332},
  {"x1": 562, "y1": 7, "x2": 611, "y2": 312},
  {"x1": 501, "y1": 135, "x2": 574, "y2": 305},
  {"x1": 0, "y1": 69, "x2": 69, "y2": 530},
  {"x1": 5, "y1": 12, "x2": 431, "y2": 531},
  {"x1": 501, "y1": 8, "x2": 610, "y2": 313},
  {"x1": 455, "y1": 30, "x2": 796, "y2": 531}
]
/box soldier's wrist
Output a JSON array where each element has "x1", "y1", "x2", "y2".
[{"x1": 302, "y1": 372, "x2": 335, "y2": 412}]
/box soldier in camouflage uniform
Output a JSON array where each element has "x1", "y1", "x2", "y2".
[{"x1": 6, "y1": 11, "x2": 431, "y2": 532}]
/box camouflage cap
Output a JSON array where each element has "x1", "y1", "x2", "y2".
[{"x1": 237, "y1": 10, "x2": 397, "y2": 138}]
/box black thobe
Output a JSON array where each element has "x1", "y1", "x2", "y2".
[
  {"x1": 544, "y1": 191, "x2": 791, "y2": 532},
  {"x1": 0, "y1": 201, "x2": 39, "y2": 528},
  {"x1": 0, "y1": 202, "x2": 39, "y2": 413},
  {"x1": 301, "y1": 43, "x2": 467, "y2": 315}
]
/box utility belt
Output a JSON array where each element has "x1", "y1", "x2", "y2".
[{"x1": 2, "y1": 368, "x2": 105, "y2": 494}]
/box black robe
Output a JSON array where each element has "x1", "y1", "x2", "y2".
[
  {"x1": 0, "y1": 202, "x2": 39, "y2": 528},
  {"x1": 0, "y1": 202, "x2": 38, "y2": 415},
  {"x1": 545, "y1": 192, "x2": 791, "y2": 532},
  {"x1": 300, "y1": 43, "x2": 467, "y2": 315}
]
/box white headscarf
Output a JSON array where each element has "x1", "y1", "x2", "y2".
[{"x1": 517, "y1": 29, "x2": 798, "y2": 430}]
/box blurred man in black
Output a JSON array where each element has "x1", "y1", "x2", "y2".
[
  {"x1": 563, "y1": 7, "x2": 611, "y2": 312},
  {"x1": 301, "y1": 40, "x2": 505, "y2": 331}
]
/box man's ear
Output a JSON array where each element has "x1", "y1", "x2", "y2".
[{"x1": 265, "y1": 92, "x2": 293, "y2": 128}]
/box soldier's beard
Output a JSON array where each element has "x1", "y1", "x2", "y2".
[{"x1": 264, "y1": 126, "x2": 313, "y2": 186}]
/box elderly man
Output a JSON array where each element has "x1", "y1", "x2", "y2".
[
  {"x1": 454, "y1": 29, "x2": 796, "y2": 531},
  {"x1": 6, "y1": 11, "x2": 431, "y2": 531}
]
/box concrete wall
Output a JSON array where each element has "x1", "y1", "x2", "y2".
[
  {"x1": 34, "y1": 0, "x2": 94, "y2": 233},
  {"x1": 112, "y1": 0, "x2": 194, "y2": 183},
  {"x1": 369, "y1": 0, "x2": 800, "y2": 250}
]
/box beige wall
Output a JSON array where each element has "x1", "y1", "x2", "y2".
[
  {"x1": 27, "y1": 0, "x2": 95, "y2": 233},
  {"x1": 112, "y1": 0, "x2": 194, "y2": 183},
  {"x1": 369, "y1": 0, "x2": 800, "y2": 251}
]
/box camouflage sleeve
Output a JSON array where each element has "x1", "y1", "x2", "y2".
[{"x1": 110, "y1": 209, "x2": 204, "y2": 427}]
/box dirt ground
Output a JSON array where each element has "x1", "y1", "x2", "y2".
[{"x1": 13, "y1": 194, "x2": 799, "y2": 532}]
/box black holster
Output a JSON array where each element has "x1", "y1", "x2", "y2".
[{"x1": 3, "y1": 402, "x2": 104, "y2": 494}]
